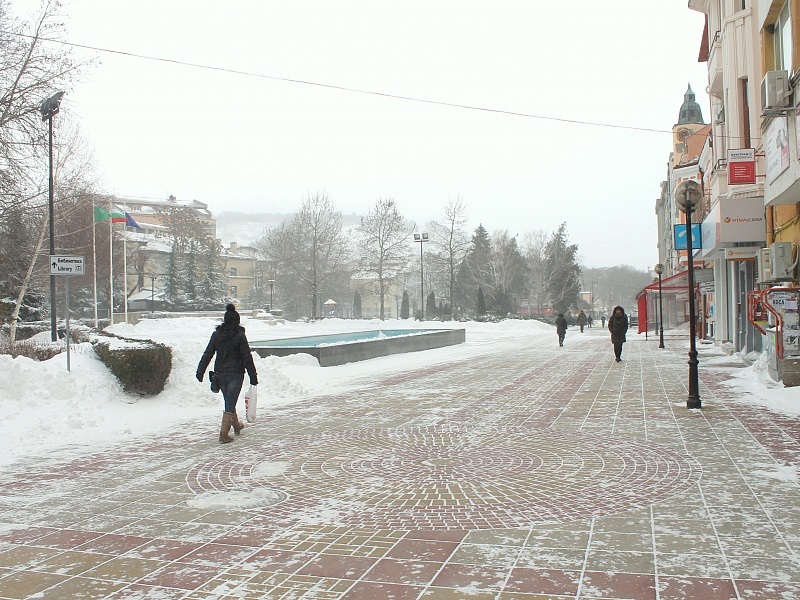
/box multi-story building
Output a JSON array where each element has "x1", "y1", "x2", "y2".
[
  {"x1": 98, "y1": 195, "x2": 271, "y2": 311},
  {"x1": 680, "y1": 0, "x2": 768, "y2": 355}
]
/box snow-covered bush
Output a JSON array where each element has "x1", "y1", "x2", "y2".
[{"x1": 93, "y1": 334, "x2": 172, "y2": 396}]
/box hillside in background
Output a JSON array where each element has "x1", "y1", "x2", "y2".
[{"x1": 215, "y1": 211, "x2": 364, "y2": 247}]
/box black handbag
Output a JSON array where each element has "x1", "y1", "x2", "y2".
[{"x1": 209, "y1": 371, "x2": 220, "y2": 393}]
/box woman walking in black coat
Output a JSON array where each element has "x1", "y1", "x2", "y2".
[
  {"x1": 607, "y1": 305, "x2": 629, "y2": 362},
  {"x1": 196, "y1": 304, "x2": 259, "y2": 443},
  {"x1": 555, "y1": 313, "x2": 568, "y2": 347}
]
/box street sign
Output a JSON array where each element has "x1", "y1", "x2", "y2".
[
  {"x1": 50, "y1": 255, "x2": 85, "y2": 276},
  {"x1": 699, "y1": 281, "x2": 715, "y2": 295}
]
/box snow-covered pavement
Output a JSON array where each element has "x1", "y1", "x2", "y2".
[{"x1": 1, "y1": 318, "x2": 799, "y2": 598}]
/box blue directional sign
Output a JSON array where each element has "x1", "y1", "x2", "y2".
[{"x1": 673, "y1": 224, "x2": 702, "y2": 250}]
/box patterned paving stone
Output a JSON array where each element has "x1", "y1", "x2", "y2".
[{"x1": 187, "y1": 424, "x2": 701, "y2": 529}]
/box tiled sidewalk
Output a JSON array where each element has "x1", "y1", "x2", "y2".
[{"x1": 1, "y1": 331, "x2": 800, "y2": 599}]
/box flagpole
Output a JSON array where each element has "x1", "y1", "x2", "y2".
[
  {"x1": 109, "y1": 197, "x2": 114, "y2": 325},
  {"x1": 122, "y1": 202, "x2": 128, "y2": 324},
  {"x1": 92, "y1": 207, "x2": 98, "y2": 328}
]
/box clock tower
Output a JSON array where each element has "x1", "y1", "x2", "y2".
[{"x1": 673, "y1": 84, "x2": 707, "y2": 165}]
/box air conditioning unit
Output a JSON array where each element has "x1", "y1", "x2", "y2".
[
  {"x1": 771, "y1": 241, "x2": 799, "y2": 280},
  {"x1": 758, "y1": 247, "x2": 773, "y2": 283},
  {"x1": 762, "y1": 70, "x2": 791, "y2": 110}
]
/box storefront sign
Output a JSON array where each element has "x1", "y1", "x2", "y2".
[
  {"x1": 765, "y1": 116, "x2": 790, "y2": 182},
  {"x1": 701, "y1": 197, "x2": 766, "y2": 254},
  {"x1": 724, "y1": 247, "x2": 760, "y2": 261},
  {"x1": 727, "y1": 149, "x2": 756, "y2": 184},
  {"x1": 674, "y1": 224, "x2": 702, "y2": 250}
]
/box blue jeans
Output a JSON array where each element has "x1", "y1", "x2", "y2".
[{"x1": 215, "y1": 371, "x2": 244, "y2": 413}]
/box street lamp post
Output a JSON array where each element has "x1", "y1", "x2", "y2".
[
  {"x1": 39, "y1": 91, "x2": 65, "y2": 342},
  {"x1": 413, "y1": 233, "x2": 428, "y2": 320},
  {"x1": 268, "y1": 279, "x2": 275, "y2": 312},
  {"x1": 654, "y1": 263, "x2": 665, "y2": 349},
  {"x1": 675, "y1": 180, "x2": 703, "y2": 409}
]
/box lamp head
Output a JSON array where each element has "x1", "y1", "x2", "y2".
[
  {"x1": 674, "y1": 179, "x2": 703, "y2": 213},
  {"x1": 654, "y1": 263, "x2": 663, "y2": 275},
  {"x1": 39, "y1": 91, "x2": 65, "y2": 121}
]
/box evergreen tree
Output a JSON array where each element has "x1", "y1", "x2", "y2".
[
  {"x1": 426, "y1": 291, "x2": 437, "y2": 318},
  {"x1": 544, "y1": 223, "x2": 581, "y2": 314},
  {"x1": 467, "y1": 225, "x2": 493, "y2": 305},
  {"x1": 197, "y1": 238, "x2": 228, "y2": 309},
  {"x1": 453, "y1": 258, "x2": 471, "y2": 318},
  {"x1": 477, "y1": 286, "x2": 487, "y2": 316},
  {"x1": 353, "y1": 291, "x2": 362, "y2": 319},
  {"x1": 400, "y1": 290, "x2": 410, "y2": 319}
]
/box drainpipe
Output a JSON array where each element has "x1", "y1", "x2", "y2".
[{"x1": 766, "y1": 205, "x2": 775, "y2": 245}]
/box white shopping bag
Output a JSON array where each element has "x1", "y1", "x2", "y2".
[{"x1": 245, "y1": 385, "x2": 258, "y2": 423}]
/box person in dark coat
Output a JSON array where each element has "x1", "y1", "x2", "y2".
[
  {"x1": 555, "y1": 313, "x2": 568, "y2": 347},
  {"x1": 577, "y1": 310, "x2": 587, "y2": 333},
  {"x1": 196, "y1": 304, "x2": 258, "y2": 443},
  {"x1": 607, "y1": 305, "x2": 629, "y2": 362}
]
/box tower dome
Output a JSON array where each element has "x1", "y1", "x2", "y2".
[{"x1": 678, "y1": 84, "x2": 705, "y2": 125}]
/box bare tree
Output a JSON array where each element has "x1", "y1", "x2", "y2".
[
  {"x1": 488, "y1": 229, "x2": 527, "y2": 314},
  {"x1": 428, "y1": 196, "x2": 469, "y2": 319},
  {"x1": 356, "y1": 197, "x2": 411, "y2": 320},
  {"x1": 1, "y1": 0, "x2": 92, "y2": 341},
  {"x1": 1, "y1": 0, "x2": 88, "y2": 214},
  {"x1": 258, "y1": 192, "x2": 351, "y2": 318},
  {"x1": 522, "y1": 230, "x2": 551, "y2": 315}
]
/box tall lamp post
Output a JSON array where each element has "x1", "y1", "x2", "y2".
[
  {"x1": 39, "y1": 91, "x2": 65, "y2": 342},
  {"x1": 675, "y1": 180, "x2": 703, "y2": 409},
  {"x1": 654, "y1": 263, "x2": 665, "y2": 349},
  {"x1": 413, "y1": 233, "x2": 428, "y2": 320}
]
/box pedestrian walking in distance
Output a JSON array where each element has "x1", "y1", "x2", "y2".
[
  {"x1": 608, "y1": 305, "x2": 629, "y2": 362},
  {"x1": 196, "y1": 304, "x2": 259, "y2": 443},
  {"x1": 555, "y1": 313, "x2": 568, "y2": 347},
  {"x1": 577, "y1": 310, "x2": 587, "y2": 333}
]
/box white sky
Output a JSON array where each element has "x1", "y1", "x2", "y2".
[
  {"x1": 12, "y1": 0, "x2": 710, "y2": 269},
  {"x1": 1, "y1": 317, "x2": 796, "y2": 483}
]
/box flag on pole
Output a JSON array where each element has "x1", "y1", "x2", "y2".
[
  {"x1": 110, "y1": 209, "x2": 126, "y2": 223},
  {"x1": 125, "y1": 212, "x2": 143, "y2": 230},
  {"x1": 94, "y1": 206, "x2": 111, "y2": 222}
]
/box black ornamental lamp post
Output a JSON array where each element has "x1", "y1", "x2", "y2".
[
  {"x1": 268, "y1": 279, "x2": 275, "y2": 312},
  {"x1": 39, "y1": 91, "x2": 65, "y2": 342},
  {"x1": 675, "y1": 179, "x2": 703, "y2": 409},
  {"x1": 654, "y1": 263, "x2": 665, "y2": 349}
]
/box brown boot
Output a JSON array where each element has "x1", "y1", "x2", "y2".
[
  {"x1": 231, "y1": 411, "x2": 244, "y2": 435},
  {"x1": 219, "y1": 412, "x2": 234, "y2": 444}
]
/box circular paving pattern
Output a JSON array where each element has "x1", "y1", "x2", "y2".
[{"x1": 186, "y1": 424, "x2": 702, "y2": 529}]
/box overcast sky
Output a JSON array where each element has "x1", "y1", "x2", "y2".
[{"x1": 14, "y1": 0, "x2": 709, "y2": 270}]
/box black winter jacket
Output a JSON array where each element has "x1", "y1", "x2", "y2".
[
  {"x1": 607, "y1": 307, "x2": 628, "y2": 345},
  {"x1": 197, "y1": 324, "x2": 258, "y2": 385}
]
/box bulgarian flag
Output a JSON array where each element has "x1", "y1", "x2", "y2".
[{"x1": 110, "y1": 208, "x2": 127, "y2": 223}]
